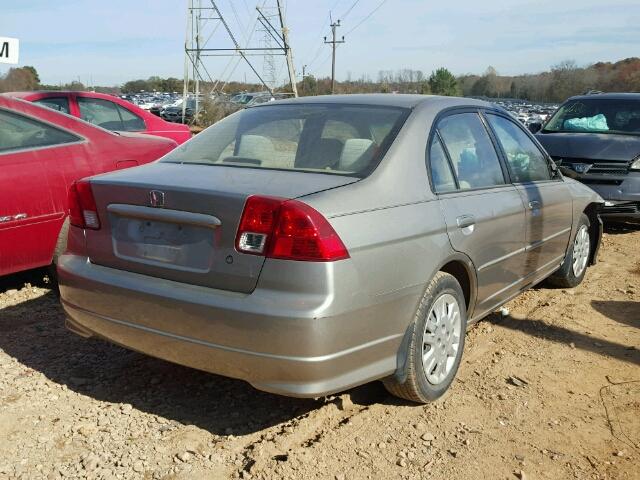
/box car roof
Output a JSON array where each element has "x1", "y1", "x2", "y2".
[
  {"x1": 6, "y1": 90, "x2": 120, "y2": 101},
  {"x1": 0, "y1": 94, "x2": 111, "y2": 134},
  {"x1": 255, "y1": 93, "x2": 493, "y2": 109},
  {"x1": 568, "y1": 92, "x2": 640, "y2": 101}
]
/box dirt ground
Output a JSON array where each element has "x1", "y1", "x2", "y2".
[{"x1": 0, "y1": 228, "x2": 638, "y2": 480}]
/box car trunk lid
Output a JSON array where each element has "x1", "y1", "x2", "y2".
[{"x1": 85, "y1": 162, "x2": 357, "y2": 293}]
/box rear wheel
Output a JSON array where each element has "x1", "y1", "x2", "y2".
[
  {"x1": 384, "y1": 272, "x2": 467, "y2": 403},
  {"x1": 547, "y1": 213, "x2": 591, "y2": 288}
]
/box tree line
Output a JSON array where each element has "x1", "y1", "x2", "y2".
[{"x1": 2, "y1": 57, "x2": 639, "y2": 104}]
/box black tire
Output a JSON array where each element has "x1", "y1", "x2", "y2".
[
  {"x1": 384, "y1": 272, "x2": 467, "y2": 403},
  {"x1": 546, "y1": 213, "x2": 591, "y2": 288}
]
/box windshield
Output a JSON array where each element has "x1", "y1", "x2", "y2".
[
  {"x1": 161, "y1": 103, "x2": 410, "y2": 177},
  {"x1": 543, "y1": 98, "x2": 640, "y2": 135}
]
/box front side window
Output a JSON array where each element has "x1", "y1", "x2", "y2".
[
  {"x1": 543, "y1": 98, "x2": 640, "y2": 135},
  {"x1": 487, "y1": 114, "x2": 552, "y2": 183},
  {"x1": 78, "y1": 97, "x2": 123, "y2": 130},
  {"x1": 0, "y1": 109, "x2": 80, "y2": 153},
  {"x1": 436, "y1": 113, "x2": 505, "y2": 190},
  {"x1": 160, "y1": 104, "x2": 409, "y2": 177},
  {"x1": 34, "y1": 97, "x2": 70, "y2": 114}
]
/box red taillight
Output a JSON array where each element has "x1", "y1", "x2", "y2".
[
  {"x1": 235, "y1": 196, "x2": 349, "y2": 262},
  {"x1": 68, "y1": 181, "x2": 100, "y2": 230}
]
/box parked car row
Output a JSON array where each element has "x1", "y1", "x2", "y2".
[{"x1": 493, "y1": 98, "x2": 560, "y2": 130}]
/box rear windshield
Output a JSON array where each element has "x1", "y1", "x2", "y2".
[
  {"x1": 543, "y1": 98, "x2": 640, "y2": 135},
  {"x1": 161, "y1": 103, "x2": 410, "y2": 177}
]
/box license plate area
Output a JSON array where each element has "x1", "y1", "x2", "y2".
[{"x1": 110, "y1": 215, "x2": 213, "y2": 272}]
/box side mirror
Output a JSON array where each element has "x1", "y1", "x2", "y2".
[{"x1": 528, "y1": 122, "x2": 542, "y2": 134}]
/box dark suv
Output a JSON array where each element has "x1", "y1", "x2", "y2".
[{"x1": 534, "y1": 93, "x2": 640, "y2": 223}]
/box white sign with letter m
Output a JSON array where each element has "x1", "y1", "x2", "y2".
[{"x1": 0, "y1": 37, "x2": 19, "y2": 64}]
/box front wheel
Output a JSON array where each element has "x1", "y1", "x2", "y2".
[
  {"x1": 384, "y1": 272, "x2": 467, "y2": 403},
  {"x1": 547, "y1": 213, "x2": 591, "y2": 288}
]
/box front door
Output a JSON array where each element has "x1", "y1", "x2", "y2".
[
  {"x1": 428, "y1": 111, "x2": 527, "y2": 317},
  {"x1": 484, "y1": 113, "x2": 573, "y2": 280},
  {"x1": 0, "y1": 108, "x2": 81, "y2": 275}
]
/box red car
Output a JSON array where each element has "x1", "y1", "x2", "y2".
[
  {"x1": 0, "y1": 95, "x2": 177, "y2": 276},
  {"x1": 7, "y1": 90, "x2": 191, "y2": 145}
]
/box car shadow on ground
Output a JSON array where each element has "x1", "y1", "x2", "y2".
[
  {"x1": 486, "y1": 312, "x2": 640, "y2": 366},
  {"x1": 0, "y1": 267, "x2": 51, "y2": 293},
  {"x1": 603, "y1": 222, "x2": 640, "y2": 235},
  {"x1": 0, "y1": 284, "x2": 392, "y2": 437},
  {"x1": 591, "y1": 300, "x2": 640, "y2": 329}
]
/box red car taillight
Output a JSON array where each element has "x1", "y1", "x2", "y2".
[
  {"x1": 68, "y1": 181, "x2": 101, "y2": 230},
  {"x1": 236, "y1": 195, "x2": 349, "y2": 262}
]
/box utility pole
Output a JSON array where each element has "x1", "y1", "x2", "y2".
[
  {"x1": 324, "y1": 20, "x2": 344, "y2": 94},
  {"x1": 300, "y1": 64, "x2": 308, "y2": 94},
  {"x1": 277, "y1": 0, "x2": 298, "y2": 97}
]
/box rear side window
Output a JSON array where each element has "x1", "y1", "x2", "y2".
[
  {"x1": 34, "y1": 97, "x2": 70, "y2": 114},
  {"x1": 436, "y1": 113, "x2": 505, "y2": 190},
  {"x1": 0, "y1": 109, "x2": 80, "y2": 153},
  {"x1": 160, "y1": 104, "x2": 409, "y2": 177},
  {"x1": 429, "y1": 136, "x2": 457, "y2": 193},
  {"x1": 78, "y1": 97, "x2": 122, "y2": 130},
  {"x1": 78, "y1": 97, "x2": 144, "y2": 131},
  {"x1": 116, "y1": 105, "x2": 145, "y2": 131},
  {"x1": 486, "y1": 114, "x2": 552, "y2": 182}
]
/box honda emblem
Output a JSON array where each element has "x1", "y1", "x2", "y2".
[
  {"x1": 571, "y1": 163, "x2": 592, "y2": 174},
  {"x1": 149, "y1": 190, "x2": 165, "y2": 208}
]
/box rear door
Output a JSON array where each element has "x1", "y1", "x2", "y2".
[
  {"x1": 428, "y1": 110, "x2": 527, "y2": 315},
  {"x1": 485, "y1": 113, "x2": 573, "y2": 278},
  {"x1": 0, "y1": 108, "x2": 82, "y2": 275}
]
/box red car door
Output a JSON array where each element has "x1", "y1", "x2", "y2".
[{"x1": 0, "y1": 108, "x2": 84, "y2": 276}]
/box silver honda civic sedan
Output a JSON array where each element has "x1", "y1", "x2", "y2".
[{"x1": 58, "y1": 94, "x2": 603, "y2": 403}]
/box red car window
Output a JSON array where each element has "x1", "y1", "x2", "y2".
[
  {"x1": 0, "y1": 109, "x2": 80, "y2": 153},
  {"x1": 33, "y1": 97, "x2": 71, "y2": 115},
  {"x1": 115, "y1": 104, "x2": 145, "y2": 131}
]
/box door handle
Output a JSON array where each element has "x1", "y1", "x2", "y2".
[
  {"x1": 456, "y1": 214, "x2": 476, "y2": 229},
  {"x1": 528, "y1": 200, "x2": 541, "y2": 210}
]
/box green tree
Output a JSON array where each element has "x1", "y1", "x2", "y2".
[
  {"x1": 0, "y1": 66, "x2": 40, "y2": 92},
  {"x1": 299, "y1": 75, "x2": 317, "y2": 96},
  {"x1": 428, "y1": 68, "x2": 459, "y2": 96},
  {"x1": 22, "y1": 66, "x2": 40, "y2": 84}
]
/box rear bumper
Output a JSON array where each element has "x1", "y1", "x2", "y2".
[{"x1": 57, "y1": 254, "x2": 413, "y2": 397}]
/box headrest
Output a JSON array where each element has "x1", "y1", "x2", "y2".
[{"x1": 339, "y1": 138, "x2": 375, "y2": 171}]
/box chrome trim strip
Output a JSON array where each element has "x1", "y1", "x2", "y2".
[
  {"x1": 107, "y1": 204, "x2": 221, "y2": 228},
  {"x1": 480, "y1": 254, "x2": 565, "y2": 306},
  {"x1": 478, "y1": 247, "x2": 526, "y2": 272},
  {"x1": 525, "y1": 227, "x2": 571, "y2": 252}
]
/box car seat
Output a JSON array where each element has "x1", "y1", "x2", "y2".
[
  {"x1": 237, "y1": 135, "x2": 276, "y2": 164},
  {"x1": 338, "y1": 138, "x2": 375, "y2": 172}
]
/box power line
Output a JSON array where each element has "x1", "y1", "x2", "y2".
[
  {"x1": 345, "y1": 0, "x2": 387, "y2": 36},
  {"x1": 340, "y1": 0, "x2": 361, "y2": 20}
]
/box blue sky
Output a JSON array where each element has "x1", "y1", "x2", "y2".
[{"x1": 1, "y1": 0, "x2": 639, "y2": 86}]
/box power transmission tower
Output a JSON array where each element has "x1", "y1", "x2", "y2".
[
  {"x1": 324, "y1": 20, "x2": 344, "y2": 94},
  {"x1": 260, "y1": 7, "x2": 278, "y2": 90},
  {"x1": 183, "y1": 0, "x2": 298, "y2": 123}
]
